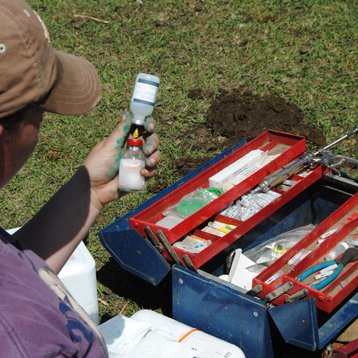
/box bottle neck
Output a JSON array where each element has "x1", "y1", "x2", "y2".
[
  {"x1": 127, "y1": 145, "x2": 142, "y2": 152},
  {"x1": 132, "y1": 114, "x2": 146, "y2": 125}
]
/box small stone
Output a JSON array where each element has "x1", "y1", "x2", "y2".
[{"x1": 299, "y1": 46, "x2": 310, "y2": 55}]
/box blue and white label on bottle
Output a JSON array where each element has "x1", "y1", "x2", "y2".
[{"x1": 133, "y1": 79, "x2": 159, "y2": 106}]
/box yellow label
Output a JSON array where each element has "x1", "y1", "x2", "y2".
[{"x1": 272, "y1": 243, "x2": 288, "y2": 255}]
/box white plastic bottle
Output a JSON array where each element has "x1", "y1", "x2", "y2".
[
  {"x1": 130, "y1": 73, "x2": 160, "y2": 138},
  {"x1": 118, "y1": 138, "x2": 146, "y2": 192}
]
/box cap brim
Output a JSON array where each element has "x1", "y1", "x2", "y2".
[{"x1": 41, "y1": 50, "x2": 101, "y2": 115}]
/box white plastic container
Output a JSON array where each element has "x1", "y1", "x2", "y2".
[
  {"x1": 99, "y1": 310, "x2": 245, "y2": 358},
  {"x1": 59, "y1": 241, "x2": 99, "y2": 324}
]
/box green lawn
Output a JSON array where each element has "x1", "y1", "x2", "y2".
[{"x1": 1, "y1": 0, "x2": 357, "y2": 320}]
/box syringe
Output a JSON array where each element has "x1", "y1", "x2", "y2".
[{"x1": 255, "y1": 128, "x2": 357, "y2": 193}]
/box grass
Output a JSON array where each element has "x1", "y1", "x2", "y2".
[{"x1": 1, "y1": 0, "x2": 357, "y2": 321}]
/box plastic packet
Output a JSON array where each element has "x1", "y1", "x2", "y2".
[
  {"x1": 220, "y1": 189, "x2": 281, "y2": 221},
  {"x1": 244, "y1": 224, "x2": 315, "y2": 266},
  {"x1": 246, "y1": 264, "x2": 267, "y2": 274},
  {"x1": 163, "y1": 188, "x2": 223, "y2": 219},
  {"x1": 173, "y1": 235, "x2": 211, "y2": 253},
  {"x1": 220, "y1": 204, "x2": 242, "y2": 219}
]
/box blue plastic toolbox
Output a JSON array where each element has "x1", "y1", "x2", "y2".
[{"x1": 99, "y1": 132, "x2": 358, "y2": 357}]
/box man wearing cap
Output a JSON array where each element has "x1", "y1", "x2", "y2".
[{"x1": 0, "y1": 0, "x2": 160, "y2": 356}]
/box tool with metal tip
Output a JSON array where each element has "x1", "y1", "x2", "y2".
[
  {"x1": 256, "y1": 128, "x2": 358, "y2": 193},
  {"x1": 183, "y1": 254, "x2": 198, "y2": 271},
  {"x1": 157, "y1": 229, "x2": 184, "y2": 266},
  {"x1": 264, "y1": 282, "x2": 294, "y2": 303},
  {"x1": 246, "y1": 284, "x2": 263, "y2": 297},
  {"x1": 313, "y1": 127, "x2": 357, "y2": 157},
  {"x1": 144, "y1": 226, "x2": 163, "y2": 253},
  {"x1": 284, "y1": 289, "x2": 309, "y2": 303}
]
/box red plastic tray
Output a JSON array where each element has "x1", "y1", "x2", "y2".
[
  {"x1": 130, "y1": 130, "x2": 311, "y2": 267},
  {"x1": 253, "y1": 193, "x2": 358, "y2": 312}
]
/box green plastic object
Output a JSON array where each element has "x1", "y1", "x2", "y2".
[
  {"x1": 177, "y1": 198, "x2": 207, "y2": 217},
  {"x1": 176, "y1": 188, "x2": 223, "y2": 217},
  {"x1": 205, "y1": 187, "x2": 224, "y2": 196}
]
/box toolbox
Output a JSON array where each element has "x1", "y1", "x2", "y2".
[{"x1": 99, "y1": 130, "x2": 358, "y2": 357}]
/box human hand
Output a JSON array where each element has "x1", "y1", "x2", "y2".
[{"x1": 83, "y1": 111, "x2": 160, "y2": 210}]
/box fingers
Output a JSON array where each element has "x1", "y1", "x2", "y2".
[
  {"x1": 142, "y1": 132, "x2": 159, "y2": 156},
  {"x1": 142, "y1": 150, "x2": 160, "y2": 177},
  {"x1": 140, "y1": 126, "x2": 159, "y2": 177},
  {"x1": 141, "y1": 133, "x2": 160, "y2": 177},
  {"x1": 143, "y1": 115, "x2": 156, "y2": 133}
]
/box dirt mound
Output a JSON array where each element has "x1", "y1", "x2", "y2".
[
  {"x1": 173, "y1": 89, "x2": 326, "y2": 178},
  {"x1": 206, "y1": 90, "x2": 326, "y2": 148}
]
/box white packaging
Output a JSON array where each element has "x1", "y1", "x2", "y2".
[
  {"x1": 265, "y1": 270, "x2": 284, "y2": 284},
  {"x1": 59, "y1": 241, "x2": 99, "y2": 324},
  {"x1": 227, "y1": 249, "x2": 258, "y2": 290},
  {"x1": 5, "y1": 227, "x2": 21, "y2": 235},
  {"x1": 202, "y1": 226, "x2": 226, "y2": 237},
  {"x1": 99, "y1": 311, "x2": 246, "y2": 358},
  {"x1": 224, "y1": 163, "x2": 263, "y2": 190},
  {"x1": 314, "y1": 264, "x2": 338, "y2": 280},
  {"x1": 98, "y1": 314, "x2": 152, "y2": 357},
  {"x1": 129, "y1": 310, "x2": 246, "y2": 358},
  {"x1": 320, "y1": 227, "x2": 339, "y2": 240},
  {"x1": 224, "y1": 152, "x2": 279, "y2": 190},
  {"x1": 288, "y1": 248, "x2": 311, "y2": 266},
  {"x1": 209, "y1": 150, "x2": 266, "y2": 189}
]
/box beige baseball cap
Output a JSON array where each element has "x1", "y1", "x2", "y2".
[{"x1": 0, "y1": 0, "x2": 101, "y2": 119}]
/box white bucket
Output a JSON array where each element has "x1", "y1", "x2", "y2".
[
  {"x1": 99, "y1": 310, "x2": 245, "y2": 358},
  {"x1": 59, "y1": 241, "x2": 99, "y2": 324}
]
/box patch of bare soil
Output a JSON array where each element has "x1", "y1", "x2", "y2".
[{"x1": 174, "y1": 89, "x2": 327, "y2": 177}]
